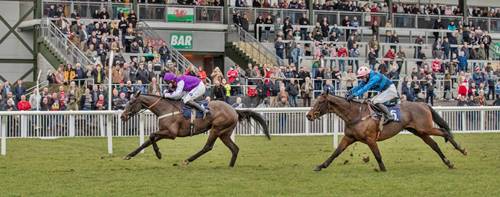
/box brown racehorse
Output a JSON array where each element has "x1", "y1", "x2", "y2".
[
  {"x1": 306, "y1": 94, "x2": 467, "y2": 172},
  {"x1": 120, "y1": 92, "x2": 270, "y2": 167}
]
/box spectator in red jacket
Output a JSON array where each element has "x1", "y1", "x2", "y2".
[
  {"x1": 227, "y1": 66, "x2": 239, "y2": 84},
  {"x1": 198, "y1": 66, "x2": 207, "y2": 83},
  {"x1": 432, "y1": 58, "x2": 442, "y2": 73},
  {"x1": 337, "y1": 46, "x2": 348, "y2": 71},
  {"x1": 458, "y1": 79, "x2": 468, "y2": 98},
  {"x1": 384, "y1": 48, "x2": 396, "y2": 60},
  {"x1": 17, "y1": 95, "x2": 31, "y2": 111}
]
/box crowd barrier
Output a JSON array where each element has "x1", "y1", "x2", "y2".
[{"x1": 1, "y1": 106, "x2": 499, "y2": 155}]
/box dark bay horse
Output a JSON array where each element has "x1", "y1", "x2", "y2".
[
  {"x1": 120, "y1": 92, "x2": 270, "y2": 167},
  {"x1": 306, "y1": 94, "x2": 467, "y2": 172}
]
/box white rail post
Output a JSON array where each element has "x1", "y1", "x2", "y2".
[
  {"x1": 305, "y1": 115, "x2": 310, "y2": 134},
  {"x1": 1, "y1": 116, "x2": 6, "y2": 156},
  {"x1": 107, "y1": 114, "x2": 113, "y2": 155},
  {"x1": 322, "y1": 115, "x2": 328, "y2": 135},
  {"x1": 461, "y1": 112, "x2": 466, "y2": 132},
  {"x1": 100, "y1": 115, "x2": 105, "y2": 137},
  {"x1": 20, "y1": 115, "x2": 27, "y2": 137},
  {"x1": 117, "y1": 113, "x2": 122, "y2": 137},
  {"x1": 480, "y1": 110, "x2": 485, "y2": 132},
  {"x1": 69, "y1": 114, "x2": 75, "y2": 137},
  {"x1": 139, "y1": 113, "x2": 145, "y2": 154},
  {"x1": 333, "y1": 116, "x2": 339, "y2": 149}
]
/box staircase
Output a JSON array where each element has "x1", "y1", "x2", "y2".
[
  {"x1": 136, "y1": 22, "x2": 195, "y2": 73},
  {"x1": 39, "y1": 18, "x2": 95, "y2": 68},
  {"x1": 226, "y1": 26, "x2": 284, "y2": 68},
  {"x1": 38, "y1": 37, "x2": 66, "y2": 68}
]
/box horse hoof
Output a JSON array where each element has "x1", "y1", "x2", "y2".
[
  {"x1": 123, "y1": 156, "x2": 132, "y2": 160},
  {"x1": 182, "y1": 160, "x2": 190, "y2": 166},
  {"x1": 155, "y1": 152, "x2": 162, "y2": 160},
  {"x1": 462, "y1": 149, "x2": 468, "y2": 156},
  {"x1": 313, "y1": 165, "x2": 323, "y2": 172}
]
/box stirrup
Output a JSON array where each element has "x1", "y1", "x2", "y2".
[
  {"x1": 189, "y1": 123, "x2": 195, "y2": 136},
  {"x1": 383, "y1": 116, "x2": 394, "y2": 125}
]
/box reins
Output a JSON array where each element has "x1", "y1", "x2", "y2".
[{"x1": 147, "y1": 97, "x2": 162, "y2": 109}]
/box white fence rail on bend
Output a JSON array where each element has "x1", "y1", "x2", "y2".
[{"x1": 1, "y1": 106, "x2": 500, "y2": 155}]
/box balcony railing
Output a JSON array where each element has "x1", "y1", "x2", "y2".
[{"x1": 40, "y1": 1, "x2": 500, "y2": 33}]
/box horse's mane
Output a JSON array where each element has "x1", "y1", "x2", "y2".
[
  {"x1": 138, "y1": 94, "x2": 182, "y2": 104},
  {"x1": 326, "y1": 94, "x2": 366, "y2": 105}
]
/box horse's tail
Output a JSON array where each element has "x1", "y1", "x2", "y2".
[
  {"x1": 427, "y1": 105, "x2": 453, "y2": 142},
  {"x1": 236, "y1": 109, "x2": 270, "y2": 140}
]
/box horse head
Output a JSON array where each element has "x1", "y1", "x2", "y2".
[
  {"x1": 121, "y1": 91, "x2": 143, "y2": 121},
  {"x1": 306, "y1": 93, "x2": 331, "y2": 121}
]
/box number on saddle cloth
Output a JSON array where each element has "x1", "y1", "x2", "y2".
[
  {"x1": 182, "y1": 100, "x2": 210, "y2": 119},
  {"x1": 370, "y1": 98, "x2": 401, "y2": 122}
]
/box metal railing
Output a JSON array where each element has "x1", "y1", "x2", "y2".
[
  {"x1": 230, "y1": 7, "x2": 309, "y2": 26},
  {"x1": 136, "y1": 21, "x2": 194, "y2": 73},
  {"x1": 230, "y1": 25, "x2": 284, "y2": 66},
  {"x1": 40, "y1": 18, "x2": 96, "y2": 66},
  {"x1": 256, "y1": 23, "x2": 461, "y2": 44},
  {"x1": 299, "y1": 55, "x2": 500, "y2": 74},
  {"x1": 42, "y1": 0, "x2": 132, "y2": 19},
  {"x1": 39, "y1": 1, "x2": 500, "y2": 33},
  {"x1": 1, "y1": 106, "x2": 499, "y2": 155}
]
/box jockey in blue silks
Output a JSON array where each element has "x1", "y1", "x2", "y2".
[
  {"x1": 163, "y1": 72, "x2": 209, "y2": 116},
  {"x1": 346, "y1": 66, "x2": 398, "y2": 124}
]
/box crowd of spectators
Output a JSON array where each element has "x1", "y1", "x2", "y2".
[
  {"x1": 233, "y1": 0, "x2": 500, "y2": 17},
  {"x1": 10, "y1": 1, "x2": 496, "y2": 111},
  {"x1": 233, "y1": 5, "x2": 500, "y2": 107}
]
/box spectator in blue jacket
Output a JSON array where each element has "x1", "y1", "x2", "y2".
[
  {"x1": 13, "y1": 80, "x2": 26, "y2": 102},
  {"x1": 402, "y1": 78, "x2": 416, "y2": 102},
  {"x1": 457, "y1": 50, "x2": 468, "y2": 72},
  {"x1": 472, "y1": 66, "x2": 486, "y2": 87}
]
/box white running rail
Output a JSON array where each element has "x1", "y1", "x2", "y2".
[{"x1": 1, "y1": 106, "x2": 500, "y2": 155}]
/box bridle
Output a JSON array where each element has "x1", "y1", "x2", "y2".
[
  {"x1": 147, "y1": 97, "x2": 162, "y2": 109},
  {"x1": 125, "y1": 96, "x2": 161, "y2": 118}
]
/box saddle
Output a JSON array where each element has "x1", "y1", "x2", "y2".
[
  {"x1": 182, "y1": 100, "x2": 210, "y2": 119},
  {"x1": 182, "y1": 100, "x2": 210, "y2": 136}
]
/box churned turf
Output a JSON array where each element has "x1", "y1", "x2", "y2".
[{"x1": 0, "y1": 134, "x2": 499, "y2": 196}]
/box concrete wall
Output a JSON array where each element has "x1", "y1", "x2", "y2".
[
  {"x1": 0, "y1": 0, "x2": 35, "y2": 82},
  {"x1": 154, "y1": 30, "x2": 226, "y2": 52}
]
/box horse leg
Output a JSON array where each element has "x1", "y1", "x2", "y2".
[
  {"x1": 314, "y1": 136, "x2": 355, "y2": 172},
  {"x1": 418, "y1": 134, "x2": 455, "y2": 169},
  {"x1": 150, "y1": 133, "x2": 163, "y2": 159},
  {"x1": 219, "y1": 130, "x2": 240, "y2": 167},
  {"x1": 366, "y1": 141, "x2": 387, "y2": 172},
  {"x1": 124, "y1": 139, "x2": 153, "y2": 160},
  {"x1": 184, "y1": 131, "x2": 218, "y2": 165},
  {"x1": 428, "y1": 128, "x2": 467, "y2": 156}
]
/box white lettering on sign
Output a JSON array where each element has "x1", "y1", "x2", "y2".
[{"x1": 170, "y1": 34, "x2": 193, "y2": 49}]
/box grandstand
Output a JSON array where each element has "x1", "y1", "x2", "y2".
[
  {"x1": 2, "y1": 1, "x2": 500, "y2": 196},
  {"x1": 0, "y1": 0, "x2": 499, "y2": 111}
]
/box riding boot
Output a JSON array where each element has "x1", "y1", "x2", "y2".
[
  {"x1": 375, "y1": 103, "x2": 394, "y2": 125},
  {"x1": 186, "y1": 100, "x2": 210, "y2": 117}
]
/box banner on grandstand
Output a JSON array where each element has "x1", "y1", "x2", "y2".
[
  {"x1": 166, "y1": 7, "x2": 194, "y2": 23},
  {"x1": 170, "y1": 33, "x2": 193, "y2": 49},
  {"x1": 116, "y1": 7, "x2": 130, "y2": 16},
  {"x1": 494, "y1": 42, "x2": 500, "y2": 57}
]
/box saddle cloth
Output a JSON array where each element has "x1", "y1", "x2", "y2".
[
  {"x1": 182, "y1": 100, "x2": 210, "y2": 119},
  {"x1": 371, "y1": 97, "x2": 402, "y2": 122}
]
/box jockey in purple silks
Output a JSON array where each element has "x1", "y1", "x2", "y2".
[{"x1": 163, "y1": 72, "x2": 209, "y2": 116}]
